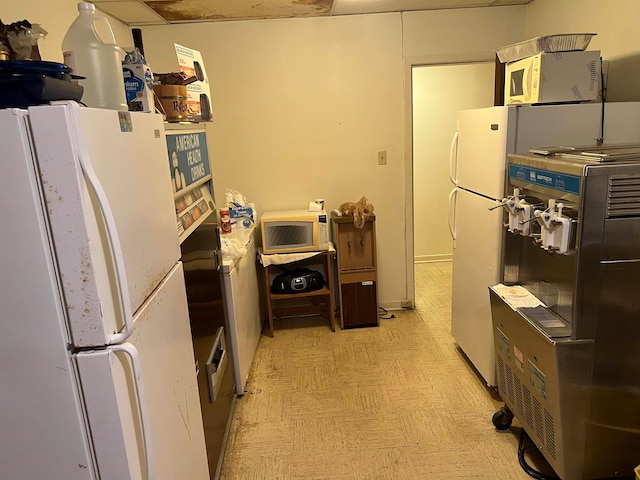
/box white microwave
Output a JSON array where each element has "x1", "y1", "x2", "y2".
[
  {"x1": 504, "y1": 50, "x2": 601, "y2": 105},
  {"x1": 260, "y1": 210, "x2": 330, "y2": 254}
]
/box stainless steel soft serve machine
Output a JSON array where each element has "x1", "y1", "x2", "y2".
[{"x1": 489, "y1": 145, "x2": 640, "y2": 480}]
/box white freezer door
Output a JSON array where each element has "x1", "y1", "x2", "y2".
[
  {"x1": 453, "y1": 106, "x2": 514, "y2": 199},
  {"x1": 27, "y1": 103, "x2": 180, "y2": 347},
  {"x1": 450, "y1": 187, "x2": 503, "y2": 386},
  {"x1": 222, "y1": 231, "x2": 262, "y2": 395},
  {"x1": 453, "y1": 103, "x2": 631, "y2": 200},
  {"x1": 515, "y1": 103, "x2": 606, "y2": 154},
  {"x1": 1, "y1": 108, "x2": 95, "y2": 480},
  {"x1": 600, "y1": 102, "x2": 640, "y2": 143},
  {"x1": 76, "y1": 263, "x2": 209, "y2": 480}
]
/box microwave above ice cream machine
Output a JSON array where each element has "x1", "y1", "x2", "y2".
[
  {"x1": 504, "y1": 50, "x2": 601, "y2": 105},
  {"x1": 260, "y1": 210, "x2": 330, "y2": 254}
]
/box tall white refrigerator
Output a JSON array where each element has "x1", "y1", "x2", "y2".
[
  {"x1": 448, "y1": 102, "x2": 640, "y2": 387},
  {"x1": 0, "y1": 102, "x2": 209, "y2": 479}
]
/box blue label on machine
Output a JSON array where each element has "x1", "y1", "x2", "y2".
[
  {"x1": 509, "y1": 165, "x2": 581, "y2": 195},
  {"x1": 165, "y1": 132, "x2": 211, "y2": 192}
]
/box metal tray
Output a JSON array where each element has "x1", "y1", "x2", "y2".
[
  {"x1": 496, "y1": 33, "x2": 596, "y2": 63},
  {"x1": 530, "y1": 143, "x2": 640, "y2": 163}
]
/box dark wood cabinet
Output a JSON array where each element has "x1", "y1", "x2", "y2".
[
  {"x1": 331, "y1": 212, "x2": 379, "y2": 329},
  {"x1": 340, "y1": 280, "x2": 378, "y2": 328}
]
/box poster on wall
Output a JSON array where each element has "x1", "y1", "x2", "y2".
[
  {"x1": 165, "y1": 131, "x2": 211, "y2": 192},
  {"x1": 174, "y1": 43, "x2": 213, "y2": 122}
]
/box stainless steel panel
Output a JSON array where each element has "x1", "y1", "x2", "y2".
[
  {"x1": 490, "y1": 289, "x2": 593, "y2": 480},
  {"x1": 181, "y1": 214, "x2": 236, "y2": 480},
  {"x1": 493, "y1": 149, "x2": 640, "y2": 479},
  {"x1": 583, "y1": 261, "x2": 640, "y2": 479}
]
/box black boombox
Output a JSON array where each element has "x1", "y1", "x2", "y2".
[{"x1": 270, "y1": 268, "x2": 324, "y2": 294}]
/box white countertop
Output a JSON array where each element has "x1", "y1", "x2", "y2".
[{"x1": 258, "y1": 242, "x2": 335, "y2": 267}]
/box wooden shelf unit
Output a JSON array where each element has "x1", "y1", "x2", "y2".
[
  {"x1": 261, "y1": 249, "x2": 336, "y2": 337},
  {"x1": 331, "y1": 212, "x2": 379, "y2": 329}
]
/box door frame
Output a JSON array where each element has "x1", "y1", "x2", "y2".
[{"x1": 403, "y1": 52, "x2": 495, "y2": 307}]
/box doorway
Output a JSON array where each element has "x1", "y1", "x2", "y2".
[{"x1": 411, "y1": 62, "x2": 495, "y2": 265}]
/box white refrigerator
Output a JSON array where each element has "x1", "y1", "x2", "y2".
[
  {"x1": 0, "y1": 102, "x2": 209, "y2": 479},
  {"x1": 448, "y1": 102, "x2": 640, "y2": 387}
]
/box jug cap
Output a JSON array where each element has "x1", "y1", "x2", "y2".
[{"x1": 78, "y1": 2, "x2": 96, "y2": 11}]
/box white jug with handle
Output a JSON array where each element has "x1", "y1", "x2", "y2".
[{"x1": 62, "y1": 2, "x2": 127, "y2": 110}]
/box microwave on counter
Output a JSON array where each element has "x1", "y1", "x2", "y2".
[
  {"x1": 504, "y1": 50, "x2": 601, "y2": 105},
  {"x1": 260, "y1": 210, "x2": 330, "y2": 254}
]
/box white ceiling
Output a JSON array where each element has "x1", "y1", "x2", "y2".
[{"x1": 92, "y1": 0, "x2": 533, "y2": 25}]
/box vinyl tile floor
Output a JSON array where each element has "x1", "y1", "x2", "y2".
[{"x1": 219, "y1": 262, "x2": 554, "y2": 479}]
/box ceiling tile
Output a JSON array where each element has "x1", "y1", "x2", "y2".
[
  {"x1": 332, "y1": 0, "x2": 530, "y2": 15},
  {"x1": 94, "y1": 1, "x2": 168, "y2": 24},
  {"x1": 144, "y1": 0, "x2": 333, "y2": 22},
  {"x1": 100, "y1": 0, "x2": 533, "y2": 25}
]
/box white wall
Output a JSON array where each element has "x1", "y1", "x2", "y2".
[
  {"x1": 2, "y1": 0, "x2": 132, "y2": 63},
  {"x1": 141, "y1": 14, "x2": 407, "y2": 307},
  {"x1": 401, "y1": 6, "x2": 526, "y2": 298},
  {"x1": 412, "y1": 63, "x2": 495, "y2": 263},
  {"x1": 402, "y1": 6, "x2": 526, "y2": 59},
  {"x1": 525, "y1": 0, "x2": 640, "y2": 101},
  {"x1": 6, "y1": 0, "x2": 639, "y2": 308},
  {"x1": 140, "y1": 7, "x2": 527, "y2": 308}
]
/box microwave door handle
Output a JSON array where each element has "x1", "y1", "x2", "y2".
[{"x1": 524, "y1": 63, "x2": 533, "y2": 103}]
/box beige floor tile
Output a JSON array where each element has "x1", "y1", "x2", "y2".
[
  {"x1": 338, "y1": 385, "x2": 395, "y2": 416},
  {"x1": 338, "y1": 413, "x2": 408, "y2": 450},
  {"x1": 232, "y1": 389, "x2": 288, "y2": 425},
  {"x1": 221, "y1": 451, "x2": 291, "y2": 480},
  {"x1": 219, "y1": 262, "x2": 556, "y2": 480},
  {"x1": 288, "y1": 453, "x2": 356, "y2": 480},
  {"x1": 291, "y1": 416, "x2": 348, "y2": 456},
  {"x1": 230, "y1": 420, "x2": 295, "y2": 456},
  {"x1": 350, "y1": 447, "x2": 412, "y2": 479},
  {"x1": 287, "y1": 388, "x2": 345, "y2": 420}
]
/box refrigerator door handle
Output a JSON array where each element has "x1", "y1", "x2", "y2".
[
  {"x1": 110, "y1": 342, "x2": 155, "y2": 480},
  {"x1": 69, "y1": 105, "x2": 134, "y2": 344},
  {"x1": 448, "y1": 187, "x2": 458, "y2": 241},
  {"x1": 214, "y1": 226, "x2": 222, "y2": 272},
  {"x1": 449, "y1": 130, "x2": 459, "y2": 185}
]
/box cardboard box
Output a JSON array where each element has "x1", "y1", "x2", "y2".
[
  {"x1": 123, "y1": 63, "x2": 154, "y2": 112},
  {"x1": 174, "y1": 43, "x2": 213, "y2": 122},
  {"x1": 229, "y1": 205, "x2": 255, "y2": 229}
]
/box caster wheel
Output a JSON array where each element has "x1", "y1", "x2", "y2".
[{"x1": 492, "y1": 407, "x2": 513, "y2": 431}]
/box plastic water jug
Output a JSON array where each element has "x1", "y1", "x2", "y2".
[{"x1": 62, "y1": 2, "x2": 127, "y2": 110}]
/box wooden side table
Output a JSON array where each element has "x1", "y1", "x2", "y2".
[
  {"x1": 260, "y1": 247, "x2": 337, "y2": 337},
  {"x1": 331, "y1": 212, "x2": 379, "y2": 328}
]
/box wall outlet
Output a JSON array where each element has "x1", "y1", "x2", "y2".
[{"x1": 377, "y1": 150, "x2": 387, "y2": 165}]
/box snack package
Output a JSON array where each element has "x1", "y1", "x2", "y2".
[{"x1": 122, "y1": 48, "x2": 154, "y2": 112}]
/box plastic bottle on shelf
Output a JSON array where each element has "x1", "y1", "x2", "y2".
[
  {"x1": 62, "y1": 2, "x2": 127, "y2": 110},
  {"x1": 220, "y1": 208, "x2": 232, "y2": 234}
]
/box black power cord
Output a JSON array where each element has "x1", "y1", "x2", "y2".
[
  {"x1": 378, "y1": 307, "x2": 395, "y2": 320},
  {"x1": 518, "y1": 429, "x2": 559, "y2": 480},
  {"x1": 597, "y1": 56, "x2": 606, "y2": 145}
]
